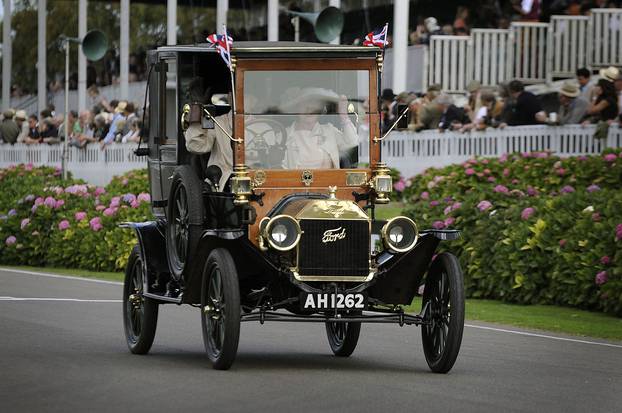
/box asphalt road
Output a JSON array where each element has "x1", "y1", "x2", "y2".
[{"x1": 1, "y1": 268, "x2": 621, "y2": 413}]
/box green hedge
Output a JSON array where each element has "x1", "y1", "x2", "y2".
[
  {"x1": 0, "y1": 165, "x2": 152, "y2": 272},
  {"x1": 396, "y1": 150, "x2": 622, "y2": 316}
]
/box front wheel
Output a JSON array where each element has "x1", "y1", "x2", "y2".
[
  {"x1": 200, "y1": 248, "x2": 241, "y2": 370},
  {"x1": 123, "y1": 246, "x2": 159, "y2": 354},
  {"x1": 325, "y1": 315, "x2": 361, "y2": 357},
  {"x1": 421, "y1": 252, "x2": 465, "y2": 373}
]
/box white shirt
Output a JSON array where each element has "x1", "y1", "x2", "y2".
[
  {"x1": 284, "y1": 119, "x2": 358, "y2": 169},
  {"x1": 184, "y1": 114, "x2": 233, "y2": 190}
]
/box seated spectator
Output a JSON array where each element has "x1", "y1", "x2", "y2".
[
  {"x1": 15, "y1": 110, "x2": 29, "y2": 143},
  {"x1": 436, "y1": 94, "x2": 470, "y2": 131},
  {"x1": 557, "y1": 81, "x2": 588, "y2": 125},
  {"x1": 584, "y1": 77, "x2": 619, "y2": 123},
  {"x1": 25, "y1": 114, "x2": 40, "y2": 144},
  {"x1": 576, "y1": 67, "x2": 595, "y2": 102},
  {"x1": 506, "y1": 80, "x2": 547, "y2": 126},
  {"x1": 0, "y1": 110, "x2": 20, "y2": 144}
]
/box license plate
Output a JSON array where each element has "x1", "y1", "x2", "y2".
[{"x1": 300, "y1": 292, "x2": 367, "y2": 310}]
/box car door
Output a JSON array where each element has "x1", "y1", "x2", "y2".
[{"x1": 159, "y1": 55, "x2": 179, "y2": 219}]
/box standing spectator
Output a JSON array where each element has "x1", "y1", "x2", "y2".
[
  {"x1": 59, "y1": 110, "x2": 82, "y2": 147},
  {"x1": 557, "y1": 81, "x2": 589, "y2": 125},
  {"x1": 615, "y1": 72, "x2": 622, "y2": 118},
  {"x1": 15, "y1": 110, "x2": 29, "y2": 143},
  {"x1": 472, "y1": 92, "x2": 501, "y2": 130},
  {"x1": 576, "y1": 67, "x2": 595, "y2": 101},
  {"x1": 74, "y1": 110, "x2": 96, "y2": 148},
  {"x1": 92, "y1": 114, "x2": 109, "y2": 142},
  {"x1": 584, "y1": 78, "x2": 619, "y2": 122},
  {"x1": 122, "y1": 119, "x2": 142, "y2": 143},
  {"x1": 409, "y1": 84, "x2": 442, "y2": 131},
  {"x1": 40, "y1": 118, "x2": 59, "y2": 144},
  {"x1": 514, "y1": 0, "x2": 541, "y2": 21},
  {"x1": 436, "y1": 94, "x2": 470, "y2": 131},
  {"x1": 464, "y1": 80, "x2": 482, "y2": 121},
  {"x1": 25, "y1": 115, "x2": 40, "y2": 144},
  {"x1": 380, "y1": 89, "x2": 396, "y2": 133},
  {"x1": 0, "y1": 110, "x2": 20, "y2": 144},
  {"x1": 102, "y1": 101, "x2": 128, "y2": 147},
  {"x1": 506, "y1": 80, "x2": 547, "y2": 125}
]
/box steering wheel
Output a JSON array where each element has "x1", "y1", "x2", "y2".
[{"x1": 244, "y1": 118, "x2": 289, "y2": 168}]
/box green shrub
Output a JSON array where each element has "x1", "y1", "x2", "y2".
[
  {"x1": 401, "y1": 150, "x2": 622, "y2": 316},
  {"x1": 0, "y1": 164, "x2": 153, "y2": 272}
]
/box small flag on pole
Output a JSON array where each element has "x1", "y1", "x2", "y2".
[
  {"x1": 363, "y1": 23, "x2": 389, "y2": 48},
  {"x1": 206, "y1": 31, "x2": 233, "y2": 69}
]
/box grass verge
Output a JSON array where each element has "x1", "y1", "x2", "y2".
[
  {"x1": 406, "y1": 297, "x2": 622, "y2": 341},
  {"x1": 3, "y1": 265, "x2": 621, "y2": 341},
  {"x1": 1, "y1": 265, "x2": 124, "y2": 282}
]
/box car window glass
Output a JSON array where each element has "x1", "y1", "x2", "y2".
[
  {"x1": 243, "y1": 70, "x2": 370, "y2": 170},
  {"x1": 164, "y1": 59, "x2": 177, "y2": 143}
]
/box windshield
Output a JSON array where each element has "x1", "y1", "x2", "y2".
[{"x1": 243, "y1": 70, "x2": 370, "y2": 170}]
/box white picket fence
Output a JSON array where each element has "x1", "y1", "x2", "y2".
[
  {"x1": 359, "y1": 124, "x2": 622, "y2": 178},
  {"x1": 425, "y1": 9, "x2": 622, "y2": 93},
  {"x1": 1, "y1": 125, "x2": 621, "y2": 183},
  {"x1": 0, "y1": 143, "x2": 145, "y2": 185}
]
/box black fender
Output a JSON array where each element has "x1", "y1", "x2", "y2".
[
  {"x1": 120, "y1": 221, "x2": 169, "y2": 293},
  {"x1": 368, "y1": 230, "x2": 460, "y2": 305},
  {"x1": 183, "y1": 229, "x2": 281, "y2": 305}
]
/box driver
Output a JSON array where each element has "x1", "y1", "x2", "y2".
[{"x1": 282, "y1": 88, "x2": 358, "y2": 169}]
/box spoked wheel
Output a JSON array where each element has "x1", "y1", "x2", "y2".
[
  {"x1": 325, "y1": 314, "x2": 361, "y2": 357},
  {"x1": 200, "y1": 249, "x2": 241, "y2": 370},
  {"x1": 123, "y1": 246, "x2": 158, "y2": 354},
  {"x1": 166, "y1": 166, "x2": 203, "y2": 280},
  {"x1": 421, "y1": 252, "x2": 465, "y2": 373}
]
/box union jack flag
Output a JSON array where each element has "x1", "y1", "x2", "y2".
[
  {"x1": 363, "y1": 24, "x2": 388, "y2": 48},
  {"x1": 206, "y1": 30, "x2": 233, "y2": 69}
]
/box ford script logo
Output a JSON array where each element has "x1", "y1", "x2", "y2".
[{"x1": 322, "y1": 227, "x2": 346, "y2": 243}]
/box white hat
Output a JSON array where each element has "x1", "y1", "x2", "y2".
[
  {"x1": 14, "y1": 110, "x2": 27, "y2": 121},
  {"x1": 279, "y1": 87, "x2": 340, "y2": 114},
  {"x1": 424, "y1": 17, "x2": 440, "y2": 32},
  {"x1": 599, "y1": 66, "x2": 620, "y2": 82}
]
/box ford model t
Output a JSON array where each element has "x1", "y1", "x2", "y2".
[{"x1": 123, "y1": 41, "x2": 464, "y2": 372}]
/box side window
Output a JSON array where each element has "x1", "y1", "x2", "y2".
[
  {"x1": 148, "y1": 65, "x2": 159, "y2": 143},
  {"x1": 164, "y1": 59, "x2": 177, "y2": 143}
]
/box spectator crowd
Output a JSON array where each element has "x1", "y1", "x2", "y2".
[
  {"x1": 380, "y1": 65, "x2": 622, "y2": 135},
  {"x1": 0, "y1": 91, "x2": 143, "y2": 148}
]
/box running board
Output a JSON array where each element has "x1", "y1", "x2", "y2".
[
  {"x1": 241, "y1": 311, "x2": 428, "y2": 326},
  {"x1": 143, "y1": 292, "x2": 182, "y2": 304}
]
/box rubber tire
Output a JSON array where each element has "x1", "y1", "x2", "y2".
[
  {"x1": 200, "y1": 248, "x2": 241, "y2": 370},
  {"x1": 325, "y1": 316, "x2": 362, "y2": 357},
  {"x1": 123, "y1": 245, "x2": 159, "y2": 354},
  {"x1": 166, "y1": 165, "x2": 204, "y2": 280},
  {"x1": 421, "y1": 252, "x2": 465, "y2": 373}
]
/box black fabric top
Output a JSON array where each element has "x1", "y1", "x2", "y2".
[
  {"x1": 508, "y1": 91, "x2": 542, "y2": 126},
  {"x1": 595, "y1": 96, "x2": 619, "y2": 121}
]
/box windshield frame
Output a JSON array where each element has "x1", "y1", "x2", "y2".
[{"x1": 234, "y1": 58, "x2": 379, "y2": 175}]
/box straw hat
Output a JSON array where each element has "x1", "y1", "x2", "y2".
[
  {"x1": 599, "y1": 66, "x2": 620, "y2": 82},
  {"x1": 466, "y1": 80, "x2": 481, "y2": 93},
  {"x1": 559, "y1": 81, "x2": 580, "y2": 98}
]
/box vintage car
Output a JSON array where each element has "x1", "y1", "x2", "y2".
[{"x1": 123, "y1": 41, "x2": 464, "y2": 372}]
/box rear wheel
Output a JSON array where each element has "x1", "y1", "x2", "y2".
[
  {"x1": 200, "y1": 248, "x2": 241, "y2": 370},
  {"x1": 325, "y1": 315, "x2": 361, "y2": 357},
  {"x1": 166, "y1": 166, "x2": 204, "y2": 280},
  {"x1": 421, "y1": 252, "x2": 464, "y2": 373},
  {"x1": 123, "y1": 246, "x2": 158, "y2": 354}
]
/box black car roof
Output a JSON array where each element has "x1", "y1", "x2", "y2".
[{"x1": 155, "y1": 41, "x2": 379, "y2": 58}]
